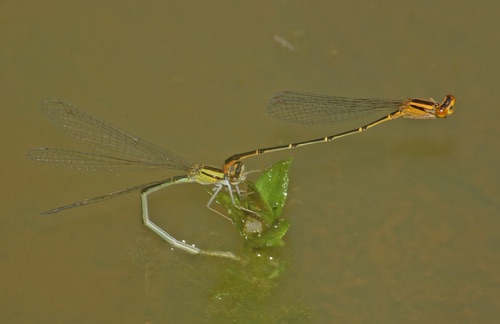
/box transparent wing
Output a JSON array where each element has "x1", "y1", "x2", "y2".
[
  {"x1": 27, "y1": 148, "x2": 181, "y2": 171},
  {"x1": 267, "y1": 91, "x2": 403, "y2": 125},
  {"x1": 28, "y1": 99, "x2": 192, "y2": 171}
]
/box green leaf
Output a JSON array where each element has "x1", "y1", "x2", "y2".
[
  {"x1": 209, "y1": 158, "x2": 293, "y2": 250},
  {"x1": 254, "y1": 158, "x2": 292, "y2": 219}
]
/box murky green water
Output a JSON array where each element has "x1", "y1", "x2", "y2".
[{"x1": 1, "y1": 1, "x2": 498, "y2": 322}]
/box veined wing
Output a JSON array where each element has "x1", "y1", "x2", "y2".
[
  {"x1": 31, "y1": 99, "x2": 192, "y2": 171},
  {"x1": 267, "y1": 91, "x2": 403, "y2": 125}
]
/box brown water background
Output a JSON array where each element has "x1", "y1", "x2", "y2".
[{"x1": 1, "y1": 1, "x2": 498, "y2": 322}]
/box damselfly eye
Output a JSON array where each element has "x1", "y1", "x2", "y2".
[
  {"x1": 228, "y1": 161, "x2": 245, "y2": 184},
  {"x1": 436, "y1": 95, "x2": 455, "y2": 118}
]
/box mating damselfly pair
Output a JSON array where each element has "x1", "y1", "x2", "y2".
[{"x1": 27, "y1": 92, "x2": 455, "y2": 260}]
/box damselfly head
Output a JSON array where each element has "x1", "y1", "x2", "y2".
[
  {"x1": 227, "y1": 161, "x2": 245, "y2": 185},
  {"x1": 436, "y1": 95, "x2": 455, "y2": 118}
]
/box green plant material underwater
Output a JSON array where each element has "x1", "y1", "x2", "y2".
[
  {"x1": 203, "y1": 158, "x2": 312, "y2": 321},
  {"x1": 210, "y1": 158, "x2": 292, "y2": 251},
  {"x1": 206, "y1": 252, "x2": 312, "y2": 322}
]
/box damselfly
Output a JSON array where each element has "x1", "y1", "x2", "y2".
[
  {"x1": 28, "y1": 99, "x2": 250, "y2": 260},
  {"x1": 223, "y1": 92, "x2": 455, "y2": 166}
]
